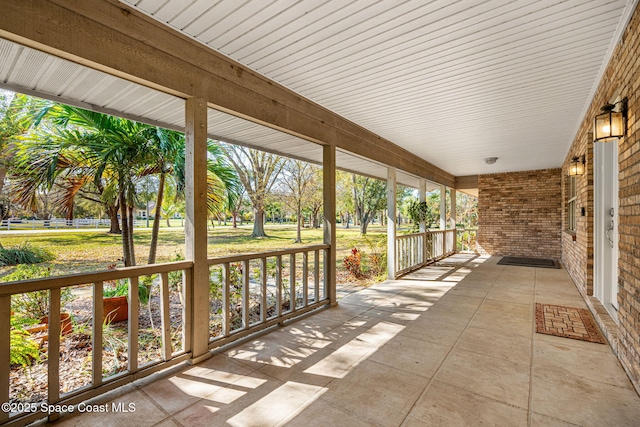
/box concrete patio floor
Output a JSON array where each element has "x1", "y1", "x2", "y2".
[{"x1": 53, "y1": 254, "x2": 640, "y2": 426}]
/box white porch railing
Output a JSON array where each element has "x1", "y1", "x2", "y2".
[
  {"x1": 0, "y1": 261, "x2": 192, "y2": 426},
  {"x1": 394, "y1": 229, "x2": 457, "y2": 277},
  {"x1": 206, "y1": 244, "x2": 330, "y2": 349},
  {"x1": 1, "y1": 244, "x2": 331, "y2": 426}
]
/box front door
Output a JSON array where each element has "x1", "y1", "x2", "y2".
[{"x1": 594, "y1": 141, "x2": 619, "y2": 319}]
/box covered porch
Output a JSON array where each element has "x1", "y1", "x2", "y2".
[
  {"x1": 51, "y1": 254, "x2": 640, "y2": 426},
  {"x1": 1, "y1": 1, "x2": 640, "y2": 425}
]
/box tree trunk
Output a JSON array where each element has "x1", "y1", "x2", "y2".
[
  {"x1": 360, "y1": 221, "x2": 369, "y2": 235},
  {"x1": 252, "y1": 208, "x2": 267, "y2": 237},
  {"x1": 0, "y1": 165, "x2": 6, "y2": 196},
  {"x1": 119, "y1": 192, "x2": 132, "y2": 266},
  {"x1": 295, "y1": 206, "x2": 302, "y2": 243},
  {"x1": 360, "y1": 212, "x2": 370, "y2": 235},
  {"x1": 232, "y1": 211, "x2": 238, "y2": 228},
  {"x1": 108, "y1": 204, "x2": 121, "y2": 234},
  {"x1": 127, "y1": 204, "x2": 136, "y2": 266},
  {"x1": 148, "y1": 172, "x2": 165, "y2": 265}
]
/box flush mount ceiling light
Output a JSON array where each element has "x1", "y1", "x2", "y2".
[
  {"x1": 594, "y1": 97, "x2": 627, "y2": 142},
  {"x1": 568, "y1": 155, "x2": 585, "y2": 176},
  {"x1": 484, "y1": 157, "x2": 498, "y2": 164}
]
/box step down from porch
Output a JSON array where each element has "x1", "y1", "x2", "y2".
[{"x1": 497, "y1": 256, "x2": 560, "y2": 268}]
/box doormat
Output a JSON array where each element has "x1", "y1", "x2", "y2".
[
  {"x1": 497, "y1": 256, "x2": 560, "y2": 268},
  {"x1": 535, "y1": 303, "x2": 605, "y2": 344}
]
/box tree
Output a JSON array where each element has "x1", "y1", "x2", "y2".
[
  {"x1": 407, "y1": 191, "x2": 441, "y2": 231},
  {"x1": 456, "y1": 192, "x2": 478, "y2": 228},
  {"x1": 230, "y1": 187, "x2": 247, "y2": 228},
  {"x1": 0, "y1": 93, "x2": 40, "y2": 219},
  {"x1": 222, "y1": 145, "x2": 284, "y2": 237},
  {"x1": 352, "y1": 174, "x2": 386, "y2": 235},
  {"x1": 336, "y1": 171, "x2": 354, "y2": 228},
  {"x1": 307, "y1": 168, "x2": 323, "y2": 228},
  {"x1": 281, "y1": 159, "x2": 316, "y2": 243}
]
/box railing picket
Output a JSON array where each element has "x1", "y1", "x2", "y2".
[
  {"x1": 276, "y1": 255, "x2": 282, "y2": 318},
  {"x1": 314, "y1": 250, "x2": 320, "y2": 303},
  {"x1": 0, "y1": 296, "x2": 10, "y2": 422},
  {"x1": 128, "y1": 277, "x2": 139, "y2": 373},
  {"x1": 242, "y1": 260, "x2": 250, "y2": 329},
  {"x1": 222, "y1": 263, "x2": 230, "y2": 337},
  {"x1": 261, "y1": 258, "x2": 267, "y2": 323},
  {"x1": 48, "y1": 288, "x2": 61, "y2": 421},
  {"x1": 160, "y1": 272, "x2": 172, "y2": 360},
  {"x1": 290, "y1": 254, "x2": 296, "y2": 313},
  {"x1": 93, "y1": 281, "x2": 104, "y2": 387},
  {"x1": 302, "y1": 251, "x2": 308, "y2": 307},
  {"x1": 183, "y1": 268, "x2": 192, "y2": 353}
]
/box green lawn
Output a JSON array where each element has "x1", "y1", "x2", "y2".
[{"x1": 0, "y1": 224, "x2": 387, "y2": 282}]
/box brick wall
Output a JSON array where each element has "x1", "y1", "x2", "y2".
[
  {"x1": 478, "y1": 169, "x2": 562, "y2": 259},
  {"x1": 562, "y1": 3, "x2": 640, "y2": 392}
]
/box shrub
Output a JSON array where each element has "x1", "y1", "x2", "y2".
[
  {"x1": 103, "y1": 264, "x2": 151, "y2": 304},
  {"x1": 362, "y1": 237, "x2": 387, "y2": 280},
  {"x1": 343, "y1": 247, "x2": 364, "y2": 279},
  {"x1": 0, "y1": 242, "x2": 54, "y2": 266},
  {"x1": 8, "y1": 265, "x2": 74, "y2": 319},
  {"x1": 10, "y1": 327, "x2": 40, "y2": 367}
]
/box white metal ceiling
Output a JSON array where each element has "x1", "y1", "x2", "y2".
[
  {"x1": 121, "y1": 0, "x2": 637, "y2": 176},
  {"x1": 0, "y1": 38, "x2": 430, "y2": 189}
]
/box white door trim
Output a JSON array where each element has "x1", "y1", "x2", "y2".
[{"x1": 594, "y1": 141, "x2": 619, "y2": 321}]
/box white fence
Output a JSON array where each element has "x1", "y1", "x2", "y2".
[{"x1": 0, "y1": 219, "x2": 148, "y2": 231}]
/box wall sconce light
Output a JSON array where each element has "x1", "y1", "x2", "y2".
[
  {"x1": 594, "y1": 97, "x2": 627, "y2": 142},
  {"x1": 568, "y1": 155, "x2": 585, "y2": 176}
]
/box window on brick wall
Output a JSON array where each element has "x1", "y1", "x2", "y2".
[{"x1": 568, "y1": 176, "x2": 577, "y2": 232}]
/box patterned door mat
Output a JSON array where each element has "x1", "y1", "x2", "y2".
[
  {"x1": 535, "y1": 303, "x2": 605, "y2": 344},
  {"x1": 498, "y1": 256, "x2": 560, "y2": 268}
]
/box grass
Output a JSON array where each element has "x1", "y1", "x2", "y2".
[{"x1": 0, "y1": 223, "x2": 388, "y2": 282}]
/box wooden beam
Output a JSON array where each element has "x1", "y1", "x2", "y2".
[
  {"x1": 455, "y1": 175, "x2": 479, "y2": 197},
  {"x1": 0, "y1": 0, "x2": 455, "y2": 188}
]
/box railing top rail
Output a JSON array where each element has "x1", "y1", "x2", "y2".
[
  {"x1": 0, "y1": 260, "x2": 193, "y2": 296},
  {"x1": 396, "y1": 229, "x2": 457, "y2": 240},
  {"x1": 396, "y1": 231, "x2": 424, "y2": 239},
  {"x1": 207, "y1": 244, "x2": 330, "y2": 265}
]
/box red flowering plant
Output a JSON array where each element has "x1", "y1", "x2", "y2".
[{"x1": 343, "y1": 247, "x2": 364, "y2": 279}]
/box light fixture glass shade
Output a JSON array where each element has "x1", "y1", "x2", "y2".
[
  {"x1": 594, "y1": 109, "x2": 624, "y2": 142},
  {"x1": 568, "y1": 157, "x2": 585, "y2": 176}
]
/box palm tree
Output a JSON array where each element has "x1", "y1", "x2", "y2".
[
  {"x1": 11, "y1": 99, "x2": 240, "y2": 265},
  {"x1": 146, "y1": 131, "x2": 240, "y2": 264}
]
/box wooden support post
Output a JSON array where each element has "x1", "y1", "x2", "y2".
[
  {"x1": 439, "y1": 184, "x2": 446, "y2": 231},
  {"x1": 450, "y1": 188, "x2": 457, "y2": 229},
  {"x1": 323, "y1": 145, "x2": 337, "y2": 306},
  {"x1": 419, "y1": 178, "x2": 427, "y2": 265},
  {"x1": 387, "y1": 167, "x2": 397, "y2": 279},
  {"x1": 185, "y1": 97, "x2": 211, "y2": 364}
]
